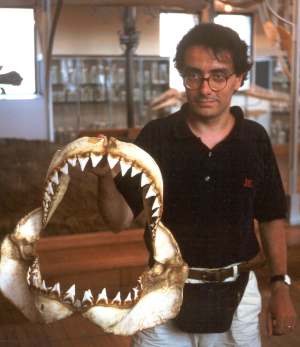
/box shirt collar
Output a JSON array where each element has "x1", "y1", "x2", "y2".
[{"x1": 173, "y1": 103, "x2": 245, "y2": 141}]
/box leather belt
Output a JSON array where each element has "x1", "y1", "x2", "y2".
[{"x1": 188, "y1": 252, "x2": 266, "y2": 283}]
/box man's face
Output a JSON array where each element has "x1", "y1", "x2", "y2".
[{"x1": 182, "y1": 45, "x2": 243, "y2": 120}]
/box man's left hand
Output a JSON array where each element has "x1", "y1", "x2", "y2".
[{"x1": 267, "y1": 283, "x2": 297, "y2": 336}]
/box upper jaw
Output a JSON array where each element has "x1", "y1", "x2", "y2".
[
  {"x1": 42, "y1": 136, "x2": 163, "y2": 229},
  {"x1": 2, "y1": 135, "x2": 188, "y2": 334}
]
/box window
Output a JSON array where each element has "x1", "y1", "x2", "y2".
[
  {"x1": 160, "y1": 12, "x2": 199, "y2": 91},
  {"x1": 0, "y1": 8, "x2": 36, "y2": 96}
]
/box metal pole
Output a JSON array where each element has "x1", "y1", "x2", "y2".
[
  {"x1": 120, "y1": 7, "x2": 139, "y2": 128},
  {"x1": 287, "y1": 0, "x2": 300, "y2": 224}
]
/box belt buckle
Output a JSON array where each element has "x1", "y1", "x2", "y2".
[
  {"x1": 214, "y1": 270, "x2": 223, "y2": 282},
  {"x1": 201, "y1": 269, "x2": 222, "y2": 282}
]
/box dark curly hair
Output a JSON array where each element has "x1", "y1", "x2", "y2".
[{"x1": 174, "y1": 23, "x2": 252, "y2": 86}]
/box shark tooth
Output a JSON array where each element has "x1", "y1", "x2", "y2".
[
  {"x1": 141, "y1": 172, "x2": 151, "y2": 187},
  {"x1": 32, "y1": 276, "x2": 41, "y2": 289},
  {"x1": 60, "y1": 162, "x2": 69, "y2": 175},
  {"x1": 42, "y1": 200, "x2": 47, "y2": 209},
  {"x1": 124, "y1": 292, "x2": 132, "y2": 303},
  {"x1": 78, "y1": 156, "x2": 89, "y2": 171},
  {"x1": 51, "y1": 283, "x2": 61, "y2": 297},
  {"x1": 90, "y1": 153, "x2": 103, "y2": 167},
  {"x1": 50, "y1": 171, "x2": 59, "y2": 185},
  {"x1": 120, "y1": 160, "x2": 131, "y2": 176},
  {"x1": 152, "y1": 209, "x2": 160, "y2": 218},
  {"x1": 44, "y1": 192, "x2": 51, "y2": 203},
  {"x1": 107, "y1": 154, "x2": 119, "y2": 169},
  {"x1": 46, "y1": 182, "x2": 54, "y2": 195},
  {"x1": 64, "y1": 284, "x2": 76, "y2": 303},
  {"x1": 137, "y1": 277, "x2": 143, "y2": 290},
  {"x1": 82, "y1": 289, "x2": 94, "y2": 305},
  {"x1": 41, "y1": 280, "x2": 48, "y2": 292},
  {"x1": 68, "y1": 157, "x2": 77, "y2": 167},
  {"x1": 26, "y1": 269, "x2": 31, "y2": 285},
  {"x1": 132, "y1": 287, "x2": 139, "y2": 300},
  {"x1": 131, "y1": 166, "x2": 141, "y2": 177},
  {"x1": 145, "y1": 185, "x2": 156, "y2": 199},
  {"x1": 152, "y1": 197, "x2": 160, "y2": 211},
  {"x1": 111, "y1": 291, "x2": 122, "y2": 304},
  {"x1": 96, "y1": 288, "x2": 108, "y2": 304}
]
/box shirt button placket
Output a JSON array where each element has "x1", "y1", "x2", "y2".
[
  {"x1": 205, "y1": 151, "x2": 213, "y2": 183},
  {"x1": 204, "y1": 175, "x2": 211, "y2": 182}
]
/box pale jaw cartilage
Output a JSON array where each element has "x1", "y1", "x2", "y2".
[
  {"x1": 0, "y1": 208, "x2": 43, "y2": 322},
  {"x1": 42, "y1": 136, "x2": 164, "y2": 229},
  {"x1": 42, "y1": 136, "x2": 108, "y2": 227},
  {"x1": 97, "y1": 288, "x2": 182, "y2": 336},
  {"x1": 82, "y1": 218, "x2": 188, "y2": 335},
  {"x1": 34, "y1": 294, "x2": 75, "y2": 324},
  {"x1": 27, "y1": 260, "x2": 77, "y2": 323},
  {"x1": 43, "y1": 173, "x2": 70, "y2": 226},
  {"x1": 1, "y1": 135, "x2": 187, "y2": 333},
  {"x1": 152, "y1": 222, "x2": 181, "y2": 264}
]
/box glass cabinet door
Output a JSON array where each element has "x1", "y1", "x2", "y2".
[{"x1": 51, "y1": 55, "x2": 169, "y2": 143}]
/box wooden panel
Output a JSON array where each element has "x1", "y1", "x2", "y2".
[{"x1": 38, "y1": 228, "x2": 144, "y2": 251}]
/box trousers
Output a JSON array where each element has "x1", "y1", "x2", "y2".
[{"x1": 131, "y1": 271, "x2": 262, "y2": 347}]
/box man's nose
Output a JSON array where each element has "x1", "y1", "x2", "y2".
[{"x1": 199, "y1": 78, "x2": 211, "y2": 94}]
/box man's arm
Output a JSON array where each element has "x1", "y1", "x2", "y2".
[
  {"x1": 92, "y1": 159, "x2": 134, "y2": 232},
  {"x1": 259, "y1": 219, "x2": 297, "y2": 335}
]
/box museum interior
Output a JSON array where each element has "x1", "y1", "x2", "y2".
[{"x1": 0, "y1": 0, "x2": 300, "y2": 346}]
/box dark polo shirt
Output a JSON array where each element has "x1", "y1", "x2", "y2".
[{"x1": 116, "y1": 104, "x2": 287, "y2": 268}]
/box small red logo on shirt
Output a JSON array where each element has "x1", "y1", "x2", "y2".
[{"x1": 243, "y1": 178, "x2": 253, "y2": 188}]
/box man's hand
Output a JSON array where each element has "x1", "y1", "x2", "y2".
[{"x1": 267, "y1": 283, "x2": 297, "y2": 336}]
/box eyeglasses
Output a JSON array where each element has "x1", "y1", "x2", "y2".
[{"x1": 183, "y1": 71, "x2": 234, "y2": 92}]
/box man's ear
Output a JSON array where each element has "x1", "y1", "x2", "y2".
[{"x1": 234, "y1": 73, "x2": 244, "y2": 91}]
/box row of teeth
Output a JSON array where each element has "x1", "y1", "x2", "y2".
[
  {"x1": 43, "y1": 153, "x2": 162, "y2": 224},
  {"x1": 27, "y1": 264, "x2": 143, "y2": 307}
]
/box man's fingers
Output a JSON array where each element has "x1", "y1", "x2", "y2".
[
  {"x1": 266, "y1": 314, "x2": 273, "y2": 336},
  {"x1": 272, "y1": 316, "x2": 295, "y2": 335}
]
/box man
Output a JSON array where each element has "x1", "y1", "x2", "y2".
[{"x1": 95, "y1": 23, "x2": 297, "y2": 346}]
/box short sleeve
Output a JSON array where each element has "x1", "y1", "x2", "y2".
[{"x1": 254, "y1": 132, "x2": 287, "y2": 222}]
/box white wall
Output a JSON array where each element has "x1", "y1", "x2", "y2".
[
  {"x1": 0, "y1": 96, "x2": 48, "y2": 139},
  {"x1": 53, "y1": 5, "x2": 159, "y2": 55}
]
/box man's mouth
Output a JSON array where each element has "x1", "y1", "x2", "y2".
[{"x1": 195, "y1": 98, "x2": 217, "y2": 106}]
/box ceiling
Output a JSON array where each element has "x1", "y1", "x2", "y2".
[{"x1": 0, "y1": 0, "x2": 208, "y2": 12}]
